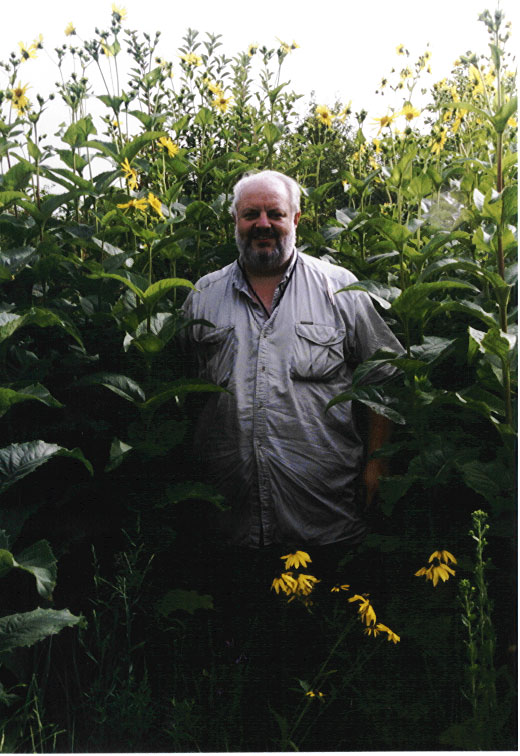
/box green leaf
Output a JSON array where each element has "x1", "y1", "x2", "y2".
[
  {"x1": 14, "y1": 540, "x2": 57, "y2": 600},
  {"x1": 105, "y1": 438, "x2": 134, "y2": 472},
  {"x1": 86, "y1": 271, "x2": 145, "y2": 301},
  {"x1": 492, "y1": 96, "x2": 517, "y2": 134},
  {"x1": 156, "y1": 589, "x2": 213, "y2": 616},
  {"x1": 392, "y1": 281, "x2": 477, "y2": 320},
  {"x1": 0, "y1": 549, "x2": 15, "y2": 579},
  {"x1": 263, "y1": 123, "x2": 282, "y2": 147},
  {"x1": 142, "y1": 277, "x2": 195, "y2": 311},
  {"x1": 0, "y1": 190, "x2": 27, "y2": 208},
  {"x1": 139, "y1": 379, "x2": 228, "y2": 412},
  {"x1": 327, "y1": 385, "x2": 405, "y2": 424},
  {"x1": 369, "y1": 217, "x2": 412, "y2": 247},
  {"x1": 76, "y1": 373, "x2": 146, "y2": 404},
  {"x1": 335, "y1": 281, "x2": 400, "y2": 310},
  {"x1": 0, "y1": 608, "x2": 81, "y2": 654},
  {"x1": 62, "y1": 116, "x2": 97, "y2": 148},
  {"x1": 0, "y1": 246, "x2": 38, "y2": 274},
  {"x1": 0, "y1": 441, "x2": 93, "y2": 494},
  {"x1": 0, "y1": 384, "x2": 64, "y2": 418},
  {"x1": 119, "y1": 130, "x2": 166, "y2": 163},
  {"x1": 0, "y1": 307, "x2": 84, "y2": 348},
  {"x1": 194, "y1": 107, "x2": 214, "y2": 127},
  {"x1": 458, "y1": 460, "x2": 501, "y2": 504}
]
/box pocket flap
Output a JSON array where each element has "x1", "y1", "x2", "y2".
[{"x1": 295, "y1": 323, "x2": 345, "y2": 346}]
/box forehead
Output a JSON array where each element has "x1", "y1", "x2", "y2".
[{"x1": 236, "y1": 179, "x2": 291, "y2": 212}]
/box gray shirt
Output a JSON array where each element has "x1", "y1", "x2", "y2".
[{"x1": 181, "y1": 250, "x2": 402, "y2": 548}]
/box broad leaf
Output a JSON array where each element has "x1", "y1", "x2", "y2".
[
  {"x1": 14, "y1": 540, "x2": 57, "y2": 600},
  {"x1": 0, "y1": 608, "x2": 81, "y2": 653},
  {"x1": 0, "y1": 441, "x2": 93, "y2": 494},
  {"x1": 0, "y1": 384, "x2": 64, "y2": 418}
]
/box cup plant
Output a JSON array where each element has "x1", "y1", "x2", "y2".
[{"x1": 0, "y1": 4, "x2": 516, "y2": 751}]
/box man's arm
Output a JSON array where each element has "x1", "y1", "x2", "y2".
[{"x1": 363, "y1": 409, "x2": 393, "y2": 510}]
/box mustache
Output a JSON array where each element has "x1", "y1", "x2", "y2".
[{"x1": 249, "y1": 228, "x2": 278, "y2": 240}]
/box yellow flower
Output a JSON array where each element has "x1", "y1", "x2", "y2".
[
  {"x1": 396, "y1": 44, "x2": 406, "y2": 55},
  {"x1": 147, "y1": 192, "x2": 164, "y2": 219},
  {"x1": 430, "y1": 127, "x2": 447, "y2": 156},
  {"x1": 372, "y1": 138, "x2": 382, "y2": 153},
  {"x1": 18, "y1": 41, "x2": 37, "y2": 61},
  {"x1": 373, "y1": 113, "x2": 396, "y2": 134},
  {"x1": 507, "y1": 116, "x2": 517, "y2": 129},
  {"x1": 315, "y1": 104, "x2": 334, "y2": 127},
  {"x1": 281, "y1": 550, "x2": 312, "y2": 570},
  {"x1": 11, "y1": 82, "x2": 30, "y2": 115},
  {"x1": 415, "y1": 562, "x2": 455, "y2": 587},
  {"x1": 276, "y1": 37, "x2": 292, "y2": 55},
  {"x1": 111, "y1": 3, "x2": 127, "y2": 20},
  {"x1": 364, "y1": 623, "x2": 381, "y2": 637},
  {"x1": 34, "y1": 34, "x2": 44, "y2": 50},
  {"x1": 212, "y1": 95, "x2": 232, "y2": 113},
  {"x1": 248, "y1": 43, "x2": 258, "y2": 57},
  {"x1": 120, "y1": 158, "x2": 138, "y2": 192},
  {"x1": 117, "y1": 198, "x2": 148, "y2": 211},
  {"x1": 428, "y1": 550, "x2": 457, "y2": 565},
  {"x1": 400, "y1": 103, "x2": 421, "y2": 121},
  {"x1": 331, "y1": 583, "x2": 350, "y2": 593},
  {"x1": 348, "y1": 594, "x2": 377, "y2": 625},
  {"x1": 205, "y1": 79, "x2": 224, "y2": 96},
  {"x1": 65, "y1": 22, "x2": 76, "y2": 36},
  {"x1": 337, "y1": 101, "x2": 352, "y2": 122},
  {"x1": 296, "y1": 573, "x2": 320, "y2": 596},
  {"x1": 158, "y1": 136, "x2": 180, "y2": 158},
  {"x1": 376, "y1": 623, "x2": 400, "y2": 643},
  {"x1": 400, "y1": 66, "x2": 413, "y2": 80},
  {"x1": 181, "y1": 52, "x2": 202, "y2": 67},
  {"x1": 271, "y1": 571, "x2": 298, "y2": 595},
  {"x1": 305, "y1": 690, "x2": 325, "y2": 698}
]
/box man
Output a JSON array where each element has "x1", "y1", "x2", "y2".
[{"x1": 181, "y1": 169, "x2": 401, "y2": 559}]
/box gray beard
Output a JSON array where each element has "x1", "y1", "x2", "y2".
[{"x1": 235, "y1": 225, "x2": 295, "y2": 275}]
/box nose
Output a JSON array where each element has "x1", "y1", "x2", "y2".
[{"x1": 255, "y1": 211, "x2": 271, "y2": 228}]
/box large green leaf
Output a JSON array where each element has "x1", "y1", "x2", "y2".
[
  {"x1": 391, "y1": 281, "x2": 477, "y2": 319},
  {"x1": 335, "y1": 281, "x2": 401, "y2": 310},
  {"x1": 142, "y1": 277, "x2": 195, "y2": 310},
  {"x1": 76, "y1": 373, "x2": 146, "y2": 404},
  {"x1": 0, "y1": 384, "x2": 64, "y2": 418},
  {"x1": 0, "y1": 441, "x2": 93, "y2": 494},
  {"x1": 0, "y1": 608, "x2": 81, "y2": 653},
  {"x1": 119, "y1": 130, "x2": 166, "y2": 163},
  {"x1": 0, "y1": 308, "x2": 84, "y2": 348},
  {"x1": 14, "y1": 540, "x2": 57, "y2": 600},
  {"x1": 327, "y1": 385, "x2": 405, "y2": 424},
  {"x1": 62, "y1": 116, "x2": 97, "y2": 148}
]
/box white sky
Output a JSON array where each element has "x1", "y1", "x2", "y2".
[{"x1": 1, "y1": 0, "x2": 518, "y2": 137}]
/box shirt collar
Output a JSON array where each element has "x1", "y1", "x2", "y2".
[{"x1": 232, "y1": 248, "x2": 299, "y2": 292}]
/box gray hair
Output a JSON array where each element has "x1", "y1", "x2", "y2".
[{"x1": 230, "y1": 170, "x2": 301, "y2": 217}]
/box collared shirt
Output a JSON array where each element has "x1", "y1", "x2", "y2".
[{"x1": 181, "y1": 251, "x2": 402, "y2": 548}]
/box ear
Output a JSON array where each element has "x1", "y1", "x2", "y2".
[{"x1": 293, "y1": 211, "x2": 301, "y2": 227}]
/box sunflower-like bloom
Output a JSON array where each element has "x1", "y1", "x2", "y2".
[
  {"x1": 315, "y1": 104, "x2": 334, "y2": 127},
  {"x1": 212, "y1": 95, "x2": 232, "y2": 113},
  {"x1": 271, "y1": 571, "x2": 298, "y2": 595},
  {"x1": 373, "y1": 113, "x2": 396, "y2": 134},
  {"x1": 181, "y1": 52, "x2": 202, "y2": 67},
  {"x1": 120, "y1": 158, "x2": 138, "y2": 192},
  {"x1": 65, "y1": 22, "x2": 76, "y2": 37},
  {"x1": 111, "y1": 3, "x2": 127, "y2": 20},
  {"x1": 248, "y1": 43, "x2": 258, "y2": 57},
  {"x1": 396, "y1": 43, "x2": 406, "y2": 55},
  {"x1": 281, "y1": 550, "x2": 312, "y2": 570},
  {"x1": 400, "y1": 103, "x2": 421, "y2": 121},
  {"x1": 330, "y1": 583, "x2": 350, "y2": 593},
  {"x1": 376, "y1": 623, "x2": 400, "y2": 643},
  {"x1": 348, "y1": 594, "x2": 377, "y2": 626},
  {"x1": 147, "y1": 192, "x2": 164, "y2": 219},
  {"x1": 18, "y1": 41, "x2": 38, "y2": 61},
  {"x1": 10, "y1": 82, "x2": 30, "y2": 115},
  {"x1": 305, "y1": 690, "x2": 325, "y2": 698},
  {"x1": 158, "y1": 137, "x2": 180, "y2": 158},
  {"x1": 117, "y1": 198, "x2": 148, "y2": 211},
  {"x1": 364, "y1": 623, "x2": 381, "y2": 637},
  {"x1": 204, "y1": 79, "x2": 224, "y2": 96}
]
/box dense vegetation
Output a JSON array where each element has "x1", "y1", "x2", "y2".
[{"x1": 0, "y1": 6, "x2": 517, "y2": 751}]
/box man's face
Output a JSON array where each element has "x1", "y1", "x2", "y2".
[{"x1": 234, "y1": 179, "x2": 300, "y2": 275}]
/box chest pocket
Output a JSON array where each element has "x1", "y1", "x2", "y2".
[
  {"x1": 291, "y1": 323, "x2": 346, "y2": 382},
  {"x1": 192, "y1": 325, "x2": 236, "y2": 387}
]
